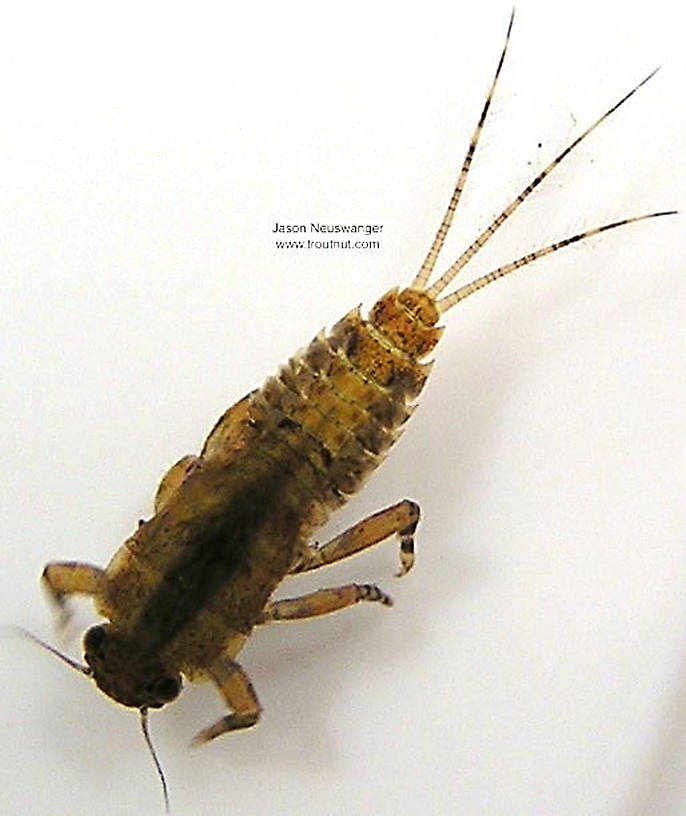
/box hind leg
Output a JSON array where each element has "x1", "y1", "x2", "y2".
[{"x1": 290, "y1": 498, "x2": 420, "y2": 578}]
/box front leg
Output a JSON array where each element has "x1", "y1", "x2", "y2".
[
  {"x1": 41, "y1": 561, "x2": 105, "y2": 628},
  {"x1": 192, "y1": 655, "x2": 262, "y2": 745},
  {"x1": 291, "y1": 499, "x2": 420, "y2": 578}
]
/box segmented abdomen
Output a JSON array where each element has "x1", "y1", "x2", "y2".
[{"x1": 248, "y1": 286, "x2": 443, "y2": 528}]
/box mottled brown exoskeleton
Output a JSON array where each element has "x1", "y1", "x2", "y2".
[{"x1": 31, "y1": 10, "x2": 674, "y2": 812}]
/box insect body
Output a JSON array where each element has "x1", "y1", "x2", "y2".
[{"x1": 32, "y1": 11, "x2": 673, "y2": 811}]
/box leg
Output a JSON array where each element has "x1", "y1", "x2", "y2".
[
  {"x1": 41, "y1": 561, "x2": 105, "y2": 627},
  {"x1": 192, "y1": 655, "x2": 262, "y2": 745},
  {"x1": 257, "y1": 583, "x2": 393, "y2": 625},
  {"x1": 291, "y1": 499, "x2": 420, "y2": 578}
]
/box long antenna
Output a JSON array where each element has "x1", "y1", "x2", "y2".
[
  {"x1": 18, "y1": 627, "x2": 171, "y2": 813},
  {"x1": 412, "y1": 8, "x2": 515, "y2": 289},
  {"x1": 17, "y1": 627, "x2": 91, "y2": 676},
  {"x1": 140, "y1": 707, "x2": 170, "y2": 815}
]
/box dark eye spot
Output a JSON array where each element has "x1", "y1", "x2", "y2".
[
  {"x1": 153, "y1": 676, "x2": 181, "y2": 702},
  {"x1": 84, "y1": 625, "x2": 106, "y2": 655}
]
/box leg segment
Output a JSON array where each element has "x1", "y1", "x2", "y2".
[
  {"x1": 41, "y1": 561, "x2": 105, "y2": 627},
  {"x1": 192, "y1": 656, "x2": 262, "y2": 745},
  {"x1": 290, "y1": 498, "x2": 420, "y2": 578},
  {"x1": 257, "y1": 583, "x2": 393, "y2": 625}
]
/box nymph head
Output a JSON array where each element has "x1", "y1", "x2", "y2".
[{"x1": 82, "y1": 623, "x2": 182, "y2": 710}]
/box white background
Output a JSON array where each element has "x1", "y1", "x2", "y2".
[{"x1": 1, "y1": 1, "x2": 685, "y2": 814}]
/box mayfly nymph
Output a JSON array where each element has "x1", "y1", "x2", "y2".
[{"x1": 24, "y1": 10, "x2": 674, "y2": 813}]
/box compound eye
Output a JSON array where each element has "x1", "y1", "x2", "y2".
[
  {"x1": 152, "y1": 675, "x2": 181, "y2": 703},
  {"x1": 83, "y1": 624, "x2": 106, "y2": 655}
]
